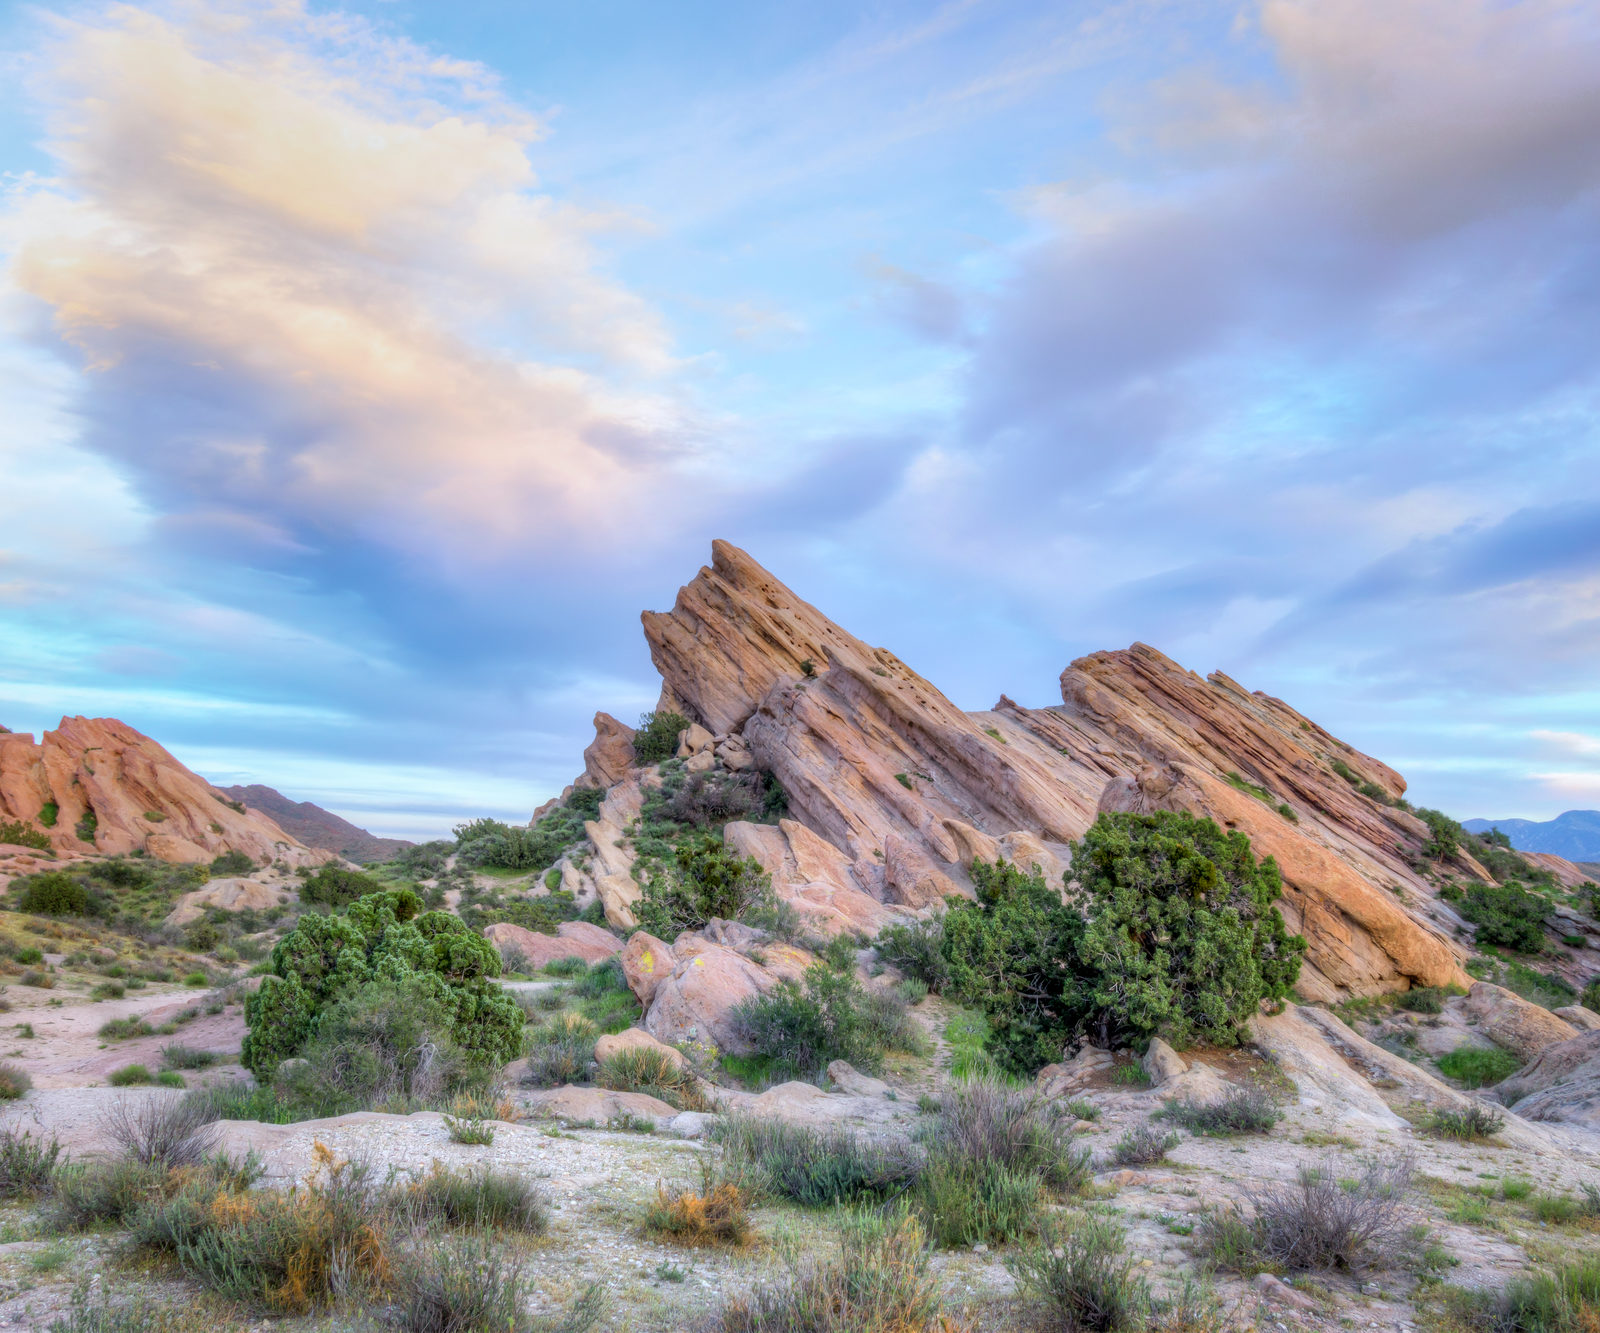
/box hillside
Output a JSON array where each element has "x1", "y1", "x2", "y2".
[
  {"x1": 215, "y1": 783, "x2": 412, "y2": 863},
  {"x1": 1465, "y1": 809, "x2": 1600, "y2": 861}
]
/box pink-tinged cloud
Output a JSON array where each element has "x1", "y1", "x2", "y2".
[{"x1": 7, "y1": 1, "x2": 695, "y2": 570}]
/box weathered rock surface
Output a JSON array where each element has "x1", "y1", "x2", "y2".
[
  {"x1": 484, "y1": 921, "x2": 621, "y2": 968},
  {"x1": 1462, "y1": 982, "x2": 1580, "y2": 1061},
  {"x1": 643, "y1": 925, "x2": 812, "y2": 1058},
  {"x1": 826, "y1": 1060, "x2": 889, "y2": 1096},
  {"x1": 620, "y1": 931, "x2": 675, "y2": 1006},
  {"x1": 721, "y1": 819, "x2": 894, "y2": 936},
  {"x1": 1496, "y1": 1031, "x2": 1600, "y2": 1129},
  {"x1": 1555, "y1": 1005, "x2": 1600, "y2": 1032},
  {"x1": 166, "y1": 877, "x2": 286, "y2": 927},
  {"x1": 580, "y1": 712, "x2": 637, "y2": 790},
  {"x1": 636, "y1": 542, "x2": 1478, "y2": 1001},
  {"x1": 522, "y1": 1084, "x2": 678, "y2": 1127},
  {"x1": 1140, "y1": 1037, "x2": 1187, "y2": 1087},
  {"x1": 0, "y1": 717, "x2": 330, "y2": 866}
]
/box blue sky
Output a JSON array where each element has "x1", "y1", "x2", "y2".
[{"x1": 1, "y1": 0, "x2": 1598, "y2": 839}]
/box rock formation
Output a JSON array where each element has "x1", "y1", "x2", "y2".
[
  {"x1": 629, "y1": 540, "x2": 1471, "y2": 1003},
  {"x1": 0, "y1": 717, "x2": 330, "y2": 867}
]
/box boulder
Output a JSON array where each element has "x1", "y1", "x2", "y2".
[
  {"x1": 1496, "y1": 1030, "x2": 1600, "y2": 1126},
  {"x1": 1553, "y1": 1005, "x2": 1600, "y2": 1032},
  {"x1": 1140, "y1": 1038, "x2": 1187, "y2": 1088},
  {"x1": 483, "y1": 921, "x2": 621, "y2": 969},
  {"x1": 826, "y1": 1060, "x2": 889, "y2": 1097},
  {"x1": 643, "y1": 934, "x2": 812, "y2": 1058},
  {"x1": 594, "y1": 1027, "x2": 685, "y2": 1070},
  {"x1": 1462, "y1": 983, "x2": 1579, "y2": 1062},
  {"x1": 522, "y1": 1085, "x2": 677, "y2": 1127},
  {"x1": 621, "y1": 931, "x2": 675, "y2": 1006},
  {"x1": 581, "y1": 712, "x2": 636, "y2": 789},
  {"x1": 676, "y1": 723, "x2": 715, "y2": 758},
  {"x1": 1035, "y1": 1043, "x2": 1115, "y2": 1098},
  {"x1": 166, "y1": 877, "x2": 284, "y2": 927}
]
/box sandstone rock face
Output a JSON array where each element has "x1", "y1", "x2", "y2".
[
  {"x1": 581, "y1": 713, "x2": 637, "y2": 790},
  {"x1": 0, "y1": 717, "x2": 329, "y2": 867},
  {"x1": 484, "y1": 921, "x2": 620, "y2": 969},
  {"x1": 635, "y1": 542, "x2": 1476, "y2": 1002},
  {"x1": 594, "y1": 1027, "x2": 685, "y2": 1070},
  {"x1": 643, "y1": 926, "x2": 812, "y2": 1059},
  {"x1": 166, "y1": 877, "x2": 285, "y2": 927},
  {"x1": 620, "y1": 931, "x2": 675, "y2": 1006},
  {"x1": 721, "y1": 819, "x2": 895, "y2": 937},
  {"x1": 1496, "y1": 1031, "x2": 1600, "y2": 1129},
  {"x1": 1462, "y1": 983, "x2": 1580, "y2": 1061}
]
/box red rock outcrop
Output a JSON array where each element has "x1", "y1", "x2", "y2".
[
  {"x1": 633, "y1": 541, "x2": 1475, "y2": 1001},
  {"x1": 0, "y1": 717, "x2": 329, "y2": 867}
]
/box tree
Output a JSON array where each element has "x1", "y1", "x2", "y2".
[
  {"x1": 635, "y1": 837, "x2": 773, "y2": 940},
  {"x1": 634, "y1": 710, "x2": 689, "y2": 764},
  {"x1": 242, "y1": 889, "x2": 520, "y2": 1079}
]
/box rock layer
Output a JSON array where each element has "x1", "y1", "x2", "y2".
[{"x1": 0, "y1": 717, "x2": 328, "y2": 866}]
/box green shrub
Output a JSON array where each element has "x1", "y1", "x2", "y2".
[
  {"x1": 634, "y1": 710, "x2": 689, "y2": 764},
  {"x1": 872, "y1": 917, "x2": 949, "y2": 993},
  {"x1": 442, "y1": 1113, "x2": 494, "y2": 1145},
  {"x1": 544, "y1": 955, "x2": 588, "y2": 978},
  {"x1": 14, "y1": 872, "x2": 98, "y2": 917},
  {"x1": 99, "y1": 1017, "x2": 155, "y2": 1041},
  {"x1": 393, "y1": 1163, "x2": 549, "y2": 1232},
  {"x1": 596, "y1": 1046, "x2": 708, "y2": 1111},
  {"x1": 51, "y1": 1159, "x2": 173, "y2": 1230},
  {"x1": 714, "y1": 1115, "x2": 920, "y2": 1208},
  {"x1": 939, "y1": 812, "x2": 1304, "y2": 1072},
  {"x1": 242, "y1": 890, "x2": 519, "y2": 1079},
  {"x1": 1425, "y1": 1104, "x2": 1505, "y2": 1141},
  {"x1": 38, "y1": 801, "x2": 58, "y2": 828},
  {"x1": 1496, "y1": 1258, "x2": 1600, "y2": 1333},
  {"x1": 0, "y1": 1063, "x2": 31, "y2": 1100},
  {"x1": 0, "y1": 1128, "x2": 59, "y2": 1197},
  {"x1": 1437, "y1": 1046, "x2": 1521, "y2": 1088},
  {"x1": 733, "y1": 955, "x2": 923, "y2": 1081},
  {"x1": 297, "y1": 864, "x2": 387, "y2": 909},
  {"x1": 1006, "y1": 1212, "x2": 1149, "y2": 1332},
  {"x1": 162, "y1": 1044, "x2": 221, "y2": 1070},
  {"x1": 1111, "y1": 1122, "x2": 1180, "y2": 1167},
  {"x1": 1461, "y1": 882, "x2": 1549, "y2": 952},
  {"x1": 635, "y1": 837, "x2": 775, "y2": 940},
  {"x1": 109, "y1": 1064, "x2": 155, "y2": 1086},
  {"x1": 1395, "y1": 986, "x2": 1449, "y2": 1014},
  {"x1": 1415, "y1": 807, "x2": 1464, "y2": 861},
  {"x1": 209, "y1": 851, "x2": 254, "y2": 876},
  {"x1": 522, "y1": 1012, "x2": 598, "y2": 1088},
  {"x1": 1162, "y1": 1085, "x2": 1280, "y2": 1136},
  {"x1": 707, "y1": 1207, "x2": 951, "y2": 1333},
  {"x1": 0, "y1": 820, "x2": 51, "y2": 851},
  {"x1": 1584, "y1": 979, "x2": 1600, "y2": 1014}
]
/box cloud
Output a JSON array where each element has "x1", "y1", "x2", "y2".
[{"x1": 7, "y1": 0, "x2": 700, "y2": 588}]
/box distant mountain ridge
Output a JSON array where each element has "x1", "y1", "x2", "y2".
[
  {"x1": 1463, "y1": 810, "x2": 1600, "y2": 861},
  {"x1": 215, "y1": 784, "x2": 412, "y2": 864}
]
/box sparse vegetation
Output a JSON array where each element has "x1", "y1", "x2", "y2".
[
  {"x1": 1161, "y1": 1085, "x2": 1279, "y2": 1136},
  {"x1": 1437, "y1": 1046, "x2": 1521, "y2": 1088},
  {"x1": 596, "y1": 1045, "x2": 708, "y2": 1111},
  {"x1": 1006, "y1": 1211, "x2": 1151, "y2": 1331},
  {"x1": 714, "y1": 1115, "x2": 920, "y2": 1208},
  {"x1": 0, "y1": 819, "x2": 51, "y2": 851},
  {"x1": 1112, "y1": 1122, "x2": 1180, "y2": 1167},
  {"x1": 0, "y1": 1062, "x2": 31, "y2": 1100},
  {"x1": 1425, "y1": 1103, "x2": 1506, "y2": 1141},
  {"x1": 0, "y1": 1127, "x2": 60, "y2": 1197}
]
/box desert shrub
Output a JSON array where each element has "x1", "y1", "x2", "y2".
[
  {"x1": 522, "y1": 1012, "x2": 598, "y2": 1088},
  {"x1": 706, "y1": 1207, "x2": 957, "y2": 1333},
  {"x1": 643, "y1": 1159, "x2": 755, "y2": 1247},
  {"x1": 15, "y1": 946, "x2": 42, "y2": 964},
  {"x1": 48, "y1": 1284, "x2": 202, "y2": 1333},
  {"x1": 1112, "y1": 1122, "x2": 1180, "y2": 1167},
  {"x1": 0, "y1": 820, "x2": 51, "y2": 851},
  {"x1": 1426, "y1": 1103, "x2": 1506, "y2": 1141},
  {"x1": 873, "y1": 917, "x2": 950, "y2": 993},
  {"x1": 596, "y1": 1046, "x2": 708, "y2": 1111},
  {"x1": 659, "y1": 768, "x2": 782, "y2": 829},
  {"x1": 14, "y1": 871, "x2": 98, "y2": 918},
  {"x1": 134, "y1": 1151, "x2": 386, "y2": 1313},
  {"x1": 99, "y1": 1017, "x2": 155, "y2": 1040},
  {"x1": 636, "y1": 837, "x2": 775, "y2": 939},
  {"x1": 1005, "y1": 1210, "x2": 1149, "y2": 1332},
  {"x1": 634, "y1": 710, "x2": 690, "y2": 764},
  {"x1": 274, "y1": 979, "x2": 476, "y2": 1116},
  {"x1": 1396, "y1": 987, "x2": 1448, "y2": 1014},
  {"x1": 545, "y1": 956, "x2": 587, "y2": 978},
  {"x1": 714, "y1": 1114, "x2": 920, "y2": 1207},
  {"x1": 297, "y1": 864, "x2": 387, "y2": 909},
  {"x1": 1415, "y1": 807, "x2": 1464, "y2": 860},
  {"x1": 109, "y1": 1064, "x2": 155, "y2": 1086},
  {"x1": 1582, "y1": 979, "x2": 1600, "y2": 1014},
  {"x1": 0, "y1": 1128, "x2": 60, "y2": 1197},
  {"x1": 103, "y1": 1092, "x2": 221, "y2": 1168},
  {"x1": 243, "y1": 890, "x2": 519, "y2": 1080},
  {"x1": 1462, "y1": 882, "x2": 1550, "y2": 953},
  {"x1": 51, "y1": 1158, "x2": 175, "y2": 1230},
  {"x1": 20, "y1": 969, "x2": 53, "y2": 988},
  {"x1": 734, "y1": 953, "x2": 923, "y2": 1082},
  {"x1": 209, "y1": 851, "x2": 255, "y2": 876},
  {"x1": 1245, "y1": 1156, "x2": 1415, "y2": 1272},
  {"x1": 162, "y1": 1044, "x2": 221, "y2": 1071},
  {"x1": 395, "y1": 1163, "x2": 548, "y2": 1232},
  {"x1": 0, "y1": 1062, "x2": 31, "y2": 1100},
  {"x1": 1489, "y1": 1259, "x2": 1600, "y2": 1333},
  {"x1": 183, "y1": 921, "x2": 222, "y2": 952},
  {"x1": 1161, "y1": 1085, "x2": 1279, "y2": 1136},
  {"x1": 917, "y1": 1077, "x2": 1089, "y2": 1247},
  {"x1": 939, "y1": 814, "x2": 1304, "y2": 1072},
  {"x1": 443, "y1": 1113, "x2": 494, "y2": 1145},
  {"x1": 1437, "y1": 1046, "x2": 1521, "y2": 1088},
  {"x1": 393, "y1": 1231, "x2": 604, "y2": 1333}
]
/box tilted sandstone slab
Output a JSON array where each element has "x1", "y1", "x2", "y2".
[
  {"x1": 484, "y1": 921, "x2": 621, "y2": 968},
  {"x1": 1496, "y1": 1031, "x2": 1600, "y2": 1129},
  {"x1": 1462, "y1": 982, "x2": 1580, "y2": 1062},
  {"x1": 0, "y1": 717, "x2": 328, "y2": 867},
  {"x1": 644, "y1": 924, "x2": 813, "y2": 1059},
  {"x1": 721, "y1": 819, "x2": 896, "y2": 936}
]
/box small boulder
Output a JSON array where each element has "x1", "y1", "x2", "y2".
[
  {"x1": 621, "y1": 931, "x2": 675, "y2": 1006},
  {"x1": 1463, "y1": 982, "x2": 1579, "y2": 1061},
  {"x1": 1254, "y1": 1273, "x2": 1316, "y2": 1312},
  {"x1": 685, "y1": 750, "x2": 716, "y2": 775},
  {"x1": 484, "y1": 921, "x2": 621, "y2": 970},
  {"x1": 595, "y1": 1027, "x2": 685, "y2": 1070},
  {"x1": 1140, "y1": 1038, "x2": 1187, "y2": 1087},
  {"x1": 676, "y1": 723, "x2": 715, "y2": 758},
  {"x1": 1036, "y1": 1043, "x2": 1114, "y2": 1098},
  {"x1": 826, "y1": 1060, "x2": 890, "y2": 1097},
  {"x1": 1553, "y1": 1005, "x2": 1600, "y2": 1032},
  {"x1": 666, "y1": 1111, "x2": 717, "y2": 1138},
  {"x1": 523, "y1": 1085, "x2": 677, "y2": 1127}
]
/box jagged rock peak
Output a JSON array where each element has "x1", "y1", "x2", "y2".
[{"x1": 0, "y1": 716, "x2": 328, "y2": 867}]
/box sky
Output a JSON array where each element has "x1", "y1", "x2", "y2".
[{"x1": 0, "y1": 0, "x2": 1598, "y2": 840}]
